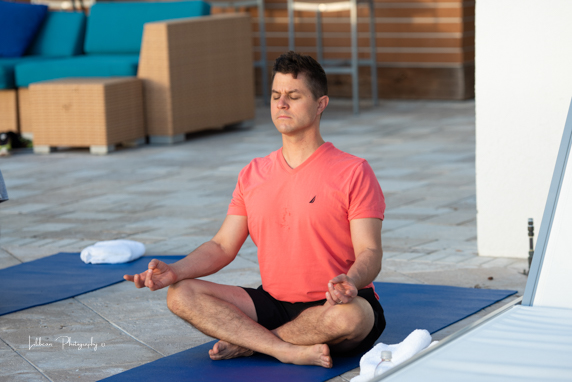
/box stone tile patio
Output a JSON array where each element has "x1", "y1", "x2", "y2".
[{"x1": 0, "y1": 98, "x2": 528, "y2": 381}]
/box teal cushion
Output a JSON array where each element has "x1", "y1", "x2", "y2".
[
  {"x1": 14, "y1": 55, "x2": 139, "y2": 87},
  {"x1": 84, "y1": 1, "x2": 210, "y2": 54},
  {"x1": 0, "y1": 58, "x2": 20, "y2": 89},
  {"x1": 0, "y1": 56, "x2": 51, "y2": 89},
  {"x1": 0, "y1": 1, "x2": 48, "y2": 58},
  {"x1": 27, "y1": 11, "x2": 86, "y2": 57}
]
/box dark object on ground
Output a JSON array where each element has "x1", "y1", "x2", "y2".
[{"x1": 0, "y1": 131, "x2": 32, "y2": 150}]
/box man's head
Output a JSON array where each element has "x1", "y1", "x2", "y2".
[
  {"x1": 271, "y1": 53, "x2": 330, "y2": 137},
  {"x1": 271, "y1": 51, "x2": 328, "y2": 101}
]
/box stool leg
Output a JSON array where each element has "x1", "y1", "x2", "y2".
[
  {"x1": 351, "y1": 0, "x2": 359, "y2": 114},
  {"x1": 258, "y1": 0, "x2": 269, "y2": 103},
  {"x1": 369, "y1": 0, "x2": 378, "y2": 106},
  {"x1": 288, "y1": 0, "x2": 295, "y2": 51},
  {"x1": 316, "y1": 10, "x2": 323, "y2": 63}
]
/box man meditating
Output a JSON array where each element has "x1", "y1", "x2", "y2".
[{"x1": 125, "y1": 51, "x2": 386, "y2": 368}]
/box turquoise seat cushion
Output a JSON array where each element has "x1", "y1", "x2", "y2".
[
  {"x1": 14, "y1": 55, "x2": 139, "y2": 87},
  {"x1": 0, "y1": 56, "x2": 51, "y2": 89},
  {"x1": 0, "y1": 1, "x2": 48, "y2": 58},
  {"x1": 84, "y1": 1, "x2": 210, "y2": 54},
  {"x1": 27, "y1": 11, "x2": 86, "y2": 57}
]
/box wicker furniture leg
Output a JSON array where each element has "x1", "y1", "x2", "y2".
[
  {"x1": 0, "y1": 90, "x2": 19, "y2": 133},
  {"x1": 17, "y1": 88, "x2": 33, "y2": 139}
]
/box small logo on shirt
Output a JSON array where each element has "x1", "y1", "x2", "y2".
[{"x1": 309, "y1": 196, "x2": 316, "y2": 203}]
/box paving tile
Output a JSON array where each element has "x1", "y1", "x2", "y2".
[
  {"x1": 22, "y1": 223, "x2": 77, "y2": 233},
  {"x1": 2, "y1": 237, "x2": 45, "y2": 247},
  {"x1": 57, "y1": 212, "x2": 124, "y2": 221},
  {"x1": 506, "y1": 259, "x2": 530, "y2": 272},
  {"x1": 3, "y1": 189, "x2": 43, "y2": 199},
  {"x1": 0, "y1": 301, "x2": 163, "y2": 377},
  {"x1": 377, "y1": 179, "x2": 429, "y2": 193},
  {"x1": 381, "y1": 218, "x2": 415, "y2": 233},
  {"x1": 0, "y1": 248, "x2": 21, "y2": 270},
  {"x1": 49, "y1": 239, "x2": 83, "y2": 248},
  {"x1": 23, "y1": 239, "x2": 59, "y2": 248},
  {"x1": 199, "y1": 269, "x2": 263, "y2": 288},
  {"x1": 0, "y1": 203, "x2": 52, "y2": 215},
  {"x1": 480, "y1": 257, "x2": 520, "y2": 269},
  {"x1": 403, "y1": 267, "x2": 528, "y2": 295},
  {"x1": 381, "y1": 251, "x2": 401, "y2": 259},
  {"x1": 413, "y1": 239, "x2": 478, "y2": 254},
  {"x1": 389, "y1": 252, "x2": 427, "y2": 261},
  {"x1": 0, "y1": 338, "x2": 49, "y2": 381},
  {"x1": 458, "y1": 255, "x2": 496, "y2": 267},
  {"x1": 3, "y1": 246, "x2": 63, "y2": 262},
  {"x1": 433, "y1": 253, "x2": 476, "y2": 264},
  {"x1": 375, "y1": 268, "x2": 424, "y2": 284},
  {"x1": 423, "y1": 210, "x2": 478, "y2": 226},
  {"x1": 383, "y1": 259, "x2": 460, "y2": 274}
]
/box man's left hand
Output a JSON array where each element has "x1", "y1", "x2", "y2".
[{"x1": 326, "y1": 274, "x2": 358, "y2": 306}]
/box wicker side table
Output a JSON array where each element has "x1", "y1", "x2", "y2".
[{"x1": 29, "y1": 77, "x2": 145, "y2": 155}]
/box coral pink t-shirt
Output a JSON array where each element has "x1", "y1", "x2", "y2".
[{"x1": 227, "y1": 142, "x2": 385, "y2": 303}]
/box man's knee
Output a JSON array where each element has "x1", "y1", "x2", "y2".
[
  {"x1": 166, "y1": 279, "x2": 200, "y2": 315},
  {"x1": 323, "y1": 298, "x2": 374, "y2": 337}
]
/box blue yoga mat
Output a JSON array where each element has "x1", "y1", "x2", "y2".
[
  {"x1": 1, "y1": 253, "x2": 516, "y2": 381},
  {"x1": 0, "y1": 252, "x2": 185, "y2": 316},
  {"x1": 101, "y1": 285, "x2": 516, "y2": 381},
  {"x1": 102, "y1": 282, "x2": 516, "y2": 382}
]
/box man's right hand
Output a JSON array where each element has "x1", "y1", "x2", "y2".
[{"x1": 123, "y1": 259, "x2": 178, "y2": 291}]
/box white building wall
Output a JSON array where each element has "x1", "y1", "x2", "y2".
[{"x1": 476, "y1": 1, "x2": 572, "y2": 257}]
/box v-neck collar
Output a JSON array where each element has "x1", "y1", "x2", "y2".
[{"x1": 278, "y1": 142, "x2": 333, "y2": 175}]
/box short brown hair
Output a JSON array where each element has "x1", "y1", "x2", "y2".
[{"x1": 272, "y1": 51, "x2": 328, "y2": 100}]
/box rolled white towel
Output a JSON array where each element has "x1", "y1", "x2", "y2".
[
  {"x1": 80, "y1": 240, "x2": 146, "y2": 264},
  {"x1": 350, "y1": 329, "x2": 434, "y2": 382}
]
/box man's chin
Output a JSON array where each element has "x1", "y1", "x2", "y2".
[{"x1": 274, "y1": 122, "x2": 294, "y2": 133}]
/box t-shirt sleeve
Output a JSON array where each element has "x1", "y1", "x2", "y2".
[
  {"x1": 227, "y1": 168, "x2": 248, "y2": 216},
  {"x1": 347, "y1": 160, "x2": 385, "y2": 221}
]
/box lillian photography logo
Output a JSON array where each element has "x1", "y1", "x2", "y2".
[{"x1": 29, "y1": 336, "x2": 105, "y2": 351}]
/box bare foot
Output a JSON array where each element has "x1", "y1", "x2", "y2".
[
  {"x1": 209, "y1": 340, "x2": 254, "y2": 360},
  {"x1": 282, "y1": 344, "x2": 332, "y2": 368}
]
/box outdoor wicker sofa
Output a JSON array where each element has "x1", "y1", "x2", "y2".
[
  {"x1": 0, "y1": 8, "x2": 86, "y2": 134},
  {"x1": 1, "y1": 1, "x2": 255, "y2": 144}
]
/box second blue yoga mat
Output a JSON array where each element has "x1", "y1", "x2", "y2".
[{"x1": 0, "y1": 253, "x2": 185, "y2": 316}]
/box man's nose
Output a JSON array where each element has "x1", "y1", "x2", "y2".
[{"x1": 276, "y1": 96, "x2": 288, "y2": 109}]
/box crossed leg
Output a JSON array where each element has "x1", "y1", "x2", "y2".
[{"x1": 166, "y1": 279, "x2": 375, "y2": 368}]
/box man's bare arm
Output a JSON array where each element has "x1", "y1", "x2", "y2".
[
  {"x1": 326, "y1": 218, "x2": 382, "y2": 305},
  {"x1": 124, "y1": 215, "x2": 249, "y2": 290}
]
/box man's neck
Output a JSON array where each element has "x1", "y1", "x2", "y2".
[{"x1": 281, "y1": 132, "x2": 325, "y2": 169}]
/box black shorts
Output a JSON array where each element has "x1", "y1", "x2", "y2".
[{"x1": 242, "y1": 285, "x2": 386, "y2": 356}]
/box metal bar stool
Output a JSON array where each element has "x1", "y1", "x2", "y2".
[
  {"x1": 210, "y1": 0, "x2": 269, "y2": 102},
  {"x1": 287, "y1": 0, "x2": 378, "y2": 114}
]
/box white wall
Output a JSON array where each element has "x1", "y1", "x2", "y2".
[{"x1": 476, "y1": 1, "x2": 572, "y2": 258}]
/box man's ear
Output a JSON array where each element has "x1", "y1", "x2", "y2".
[{"x1": 317, "y1": 95, "x2": 329, "y2": 115}]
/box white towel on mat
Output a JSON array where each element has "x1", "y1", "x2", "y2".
[
  {"x1": 80, "y1": 240, "x2": 146, "y2": 264},
  {"x1": 350, "y1": 329, "x2": 436, "y2": 382}
]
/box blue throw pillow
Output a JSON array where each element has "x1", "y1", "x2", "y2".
[{"x1": 0, "y1": 1, "x2": 48, "y2": 58}]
